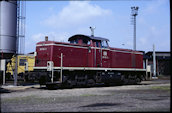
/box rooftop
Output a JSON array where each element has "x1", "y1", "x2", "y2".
[{"x1": 68, "y1": 34, "x2": 109, "y2": 42}]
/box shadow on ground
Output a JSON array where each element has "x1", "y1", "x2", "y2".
[
  {"x1": 81, "y1": 103, "x2": 122, "y2": 107},
  {"x1": 0, "y1": 88, "x2": 11, "y2": 93}
]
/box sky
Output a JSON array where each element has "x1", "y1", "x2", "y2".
[{"x1": 25, "y1": 0, "x2": 170, "y2": 54}]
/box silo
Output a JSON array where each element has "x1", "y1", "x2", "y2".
[{"x1": 0, "y1": 0, "x2": 17, "y2": 59}]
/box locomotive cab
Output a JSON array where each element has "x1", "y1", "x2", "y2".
[{"x1": 68, "y1": 34, "x2": 109, "y2": 48}]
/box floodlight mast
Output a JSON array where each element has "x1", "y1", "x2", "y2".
[{"x1": 131, "y1": 6, "x2": 139, "y2": 51}]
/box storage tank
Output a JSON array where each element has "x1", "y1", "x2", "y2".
[{"x1": 0, "y1": 0, "x2": 17, "y2": 59}]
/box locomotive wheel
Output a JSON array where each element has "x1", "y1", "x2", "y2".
[
  {"x1": 24, "y1": 73, "x2": 29, "y2": 82},
  {"x1": 124, "y1": 79, "x2": 129, "y2": 85},
  {"x1": 135, "y1": 77, "x2": 141, "y2": 84},
  {"x1": 87, "y1": 79, "x2": 95, "y2": 87},
  {"x1": 64, "y1": 80, "x2": 75, "y2": 88},
  {"x1": 39, "y1": 76, "x2": 46, "y2": 85},
  {"x1": 121, "y1": 75, "x2": 129, "y2": 85}
]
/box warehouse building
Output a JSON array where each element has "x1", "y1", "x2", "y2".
[{"x1": 145, "y1": 51, "x2": 170, "y2": 76}]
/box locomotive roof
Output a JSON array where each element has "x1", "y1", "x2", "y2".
[{"x1": 68, "y1": 34, "x2": 109, "y2": 42}]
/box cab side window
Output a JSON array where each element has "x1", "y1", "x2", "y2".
[
  {"x1": 70, "y1": 39, "x2": 78, "y2": 44},
  {"x1": 83, "y1": 39, "x2": 91, "y2": 45},
  {"x1": 96, "y1": 41, "x2": 99, "y2": 47},
  {"x1": 94, "y1": 41, "x2": 101, "y2": 47},
  {"x1": 101, "y1": 41, "x2": 109, "y2": 48},
  {"x1": 83, "y1": 39, "x2": 88, "y2": 45}
]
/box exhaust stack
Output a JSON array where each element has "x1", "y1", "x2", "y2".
[{"x1": 45, "y1": 36, "x2": 48, "y2": 41}]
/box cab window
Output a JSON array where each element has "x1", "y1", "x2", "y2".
[
  {"x1": 70, "y1": 39, "x2": 78, "y2": 44},
  {"x1": 82, "y1": 39, "x2": 91, "y2": 45},
  {"x1": 94, "y1": 41, "x2": 101, "y2": 47},
  {"x1": 101, "y1": 41, "x2": 109, "y2": 48},
  {"x1": 96, "y1": 41, "x2": 100, "y2": 47},
  {"x1": 83, "y1": 39, "x2": 88, "y2": 44}
]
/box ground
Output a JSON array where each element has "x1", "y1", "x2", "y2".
[{"x1": 0, "y1": 77, "x2": 171, "y2": 112}]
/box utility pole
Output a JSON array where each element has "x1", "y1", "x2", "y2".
[
  {"x1": 153, "y1": 44, "x2": 156, "y2": 77},
  {"x1": 60, "y1": 53, "x2": 63, "y2": 83},
  {"x1": 14, "y1": 54, "x2": 18, "y2": 86},
  {"x1": 131, "y1": 6, "x2": 139, "y2": 68}
]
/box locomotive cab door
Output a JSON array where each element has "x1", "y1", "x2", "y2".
[
  {"x1": 101, "y1": 40, "x2": 110, "y2": 68},
  {"x1": 94, "y1": 41, "x2": 102, "y2": 67}
]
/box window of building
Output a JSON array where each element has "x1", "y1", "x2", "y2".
[{"x1": 19, "y1": 59, "x2": 27, "y2": 66}]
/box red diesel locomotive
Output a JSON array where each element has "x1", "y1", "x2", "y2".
[{"x1": 27, "y1": 34, "x2": 146, "y2": 87}]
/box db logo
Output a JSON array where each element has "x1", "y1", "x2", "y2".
[
  {"x1": 103, "y1": 51, "x2": 107, "y2": 56},
  {"x1": 103, "y1": 51, "x2": 108, "y2": 59}
]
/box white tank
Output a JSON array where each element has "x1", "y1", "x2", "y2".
[{"x1": 0, "y1": 1, "x2": 17, "y2": 58}]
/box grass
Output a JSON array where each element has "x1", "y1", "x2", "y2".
[
  {"x1": 151, "y1": 86, "x2": 170, "y2": 91},
  {"x1": 2, "y1": 95, "x2": 37, "y2": 103},
  {"x1": 80, "y1": 94, "x2": 98, "y2": 97}
]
